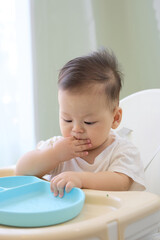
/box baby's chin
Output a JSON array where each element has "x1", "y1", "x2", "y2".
[{"x1": 87, "y1": 145, "x2": 98, "y2": 151}]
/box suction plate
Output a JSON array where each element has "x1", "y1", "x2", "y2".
[{"x1": 0, "y1": 176, "x2": 85, "y2": 227}]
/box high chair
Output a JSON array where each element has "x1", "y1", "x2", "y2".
[
  {"x1": 0, "y1": 89, "x2": 160, "y2": 240},
  {"x1": 117, "y1": 88, "x2": 160, "y2": 195}
]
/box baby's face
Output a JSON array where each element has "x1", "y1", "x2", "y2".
[{"x1": 58, "y1": 89, "x2": 121, "y2": 150}]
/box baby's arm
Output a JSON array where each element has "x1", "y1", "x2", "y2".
[
  {"x1": 16, "y1": 137, "x2": 92, "y2": 178},
  {"x1": 50, "y1": 171, "x2": 133, "y2": 197}
]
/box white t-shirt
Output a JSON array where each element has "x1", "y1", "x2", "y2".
[{"x1": 37, "y1": 132, "x2": 146, "y2": 191}]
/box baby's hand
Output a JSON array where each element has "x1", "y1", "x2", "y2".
[
  {"x1": 53, "y1": 136, "x2": 92, "y2": 162},
  {"x1": 50, "y1": 171, "x2": 82, "y2": 198}
]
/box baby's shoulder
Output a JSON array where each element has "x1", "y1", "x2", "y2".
[{"x1": 110, "y1": 130, "x2": 138, "y2": 152}]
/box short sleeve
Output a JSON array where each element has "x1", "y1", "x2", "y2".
[
  {"x1": 36, "y1": 136, "x2": 62, "y2": 150},
  {"x1": 108, "y1": 139, "x2": 146, "y2": 191}
]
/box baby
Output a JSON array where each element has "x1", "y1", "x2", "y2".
[{"x1": 16, "y1": 48, "x2": 145, "y2": 197}]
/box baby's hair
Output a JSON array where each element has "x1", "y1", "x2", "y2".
[{"x1": 58, "y1": 48, "x2": 123, "y2": 110}]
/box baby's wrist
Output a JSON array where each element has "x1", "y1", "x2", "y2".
[
  {"x1": 78, "y1": 172, "x2": 87, "y2": 189},
  {"x1": 52, "y1": 141, "x2": 70, "y2": 163}
]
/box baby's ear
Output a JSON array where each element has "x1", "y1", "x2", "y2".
[{"x1": 112, "y1": 107, "x2": 122, "y2": 129}]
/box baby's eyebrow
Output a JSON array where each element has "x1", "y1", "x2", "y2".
[
  {"x1": 60, "y1": 111, "x2": 96, "y2": 118},
  {"x1": 60, "y1": 111, "x2": 70, "y2": 115}
]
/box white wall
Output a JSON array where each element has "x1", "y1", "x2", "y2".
[{"x1": 30, "y1": 0, "x2": 97, "y2": 141}]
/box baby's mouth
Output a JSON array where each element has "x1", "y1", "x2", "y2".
[
  {"x1": 72, "y1": 134, "x2": 87, "y2": 140},
  {"x1": 74, "y1": 136, "x2": 87, "y2": 140}
]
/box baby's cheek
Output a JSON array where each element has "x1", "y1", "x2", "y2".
[
  {"x1": 90, "y1": 133, "x2": 103, "y2": 146},
  {"x1": 60, "y1": 127, "x2": 70, "y2": 137},
  {"x1": 87, "y1": 136, "x2": 97, "y2": 147}
]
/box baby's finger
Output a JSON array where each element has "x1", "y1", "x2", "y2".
[
  {"x1": 57, "y1": 179, "x2": 66, "y2": 198},
  {"x1": 65, "y1": 181, "x2": 75, "y2": 193},
  {"x1": 58, "y1": 188, "x2": 64, "y2": 198},
  {"x1": 50, "y1": 181, "x2": 59, "y2": 197},
  {"x1": 75, "y1": 151, "x2": 89, "y2": 157},
  {"x1": 74, "y1": 139, "x2": 91, "y2": 146},
  {"x1": 75, "y1": 143, "x2": 92, "y2": 152}
]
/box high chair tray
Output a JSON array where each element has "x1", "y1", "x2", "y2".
[{"x1": 0, "y1": 176, "x2": 85, "y2": 227}]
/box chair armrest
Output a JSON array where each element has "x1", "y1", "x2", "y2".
[
  {"x1": 145, "y1": 150, "x2": 160, "y2": 195},
  {"x1": 0, "y1": 165, "x2": 16, "y2": 177}
]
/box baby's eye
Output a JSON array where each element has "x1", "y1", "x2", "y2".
[
  {"x1": 84, "y1": 121, "x2": 96, "y2": 125},
  {"x1": 63, "y1": 119, "x2": 72, "y2": 123}
]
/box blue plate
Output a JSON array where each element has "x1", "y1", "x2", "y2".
[
  {"x1": 0, "y1": 176, "x2": 41, "y2": 189},
  {"x1": 0, "y1": 176, "x2": 85, "y2": 227}
]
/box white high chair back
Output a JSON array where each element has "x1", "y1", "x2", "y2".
[{"x1": 116, "y1": 89, "x2": 160, "y2": 195}]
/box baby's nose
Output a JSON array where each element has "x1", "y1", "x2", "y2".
[{"x1": 72, "y1": 123, "x2": 84, "y2": 133}]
